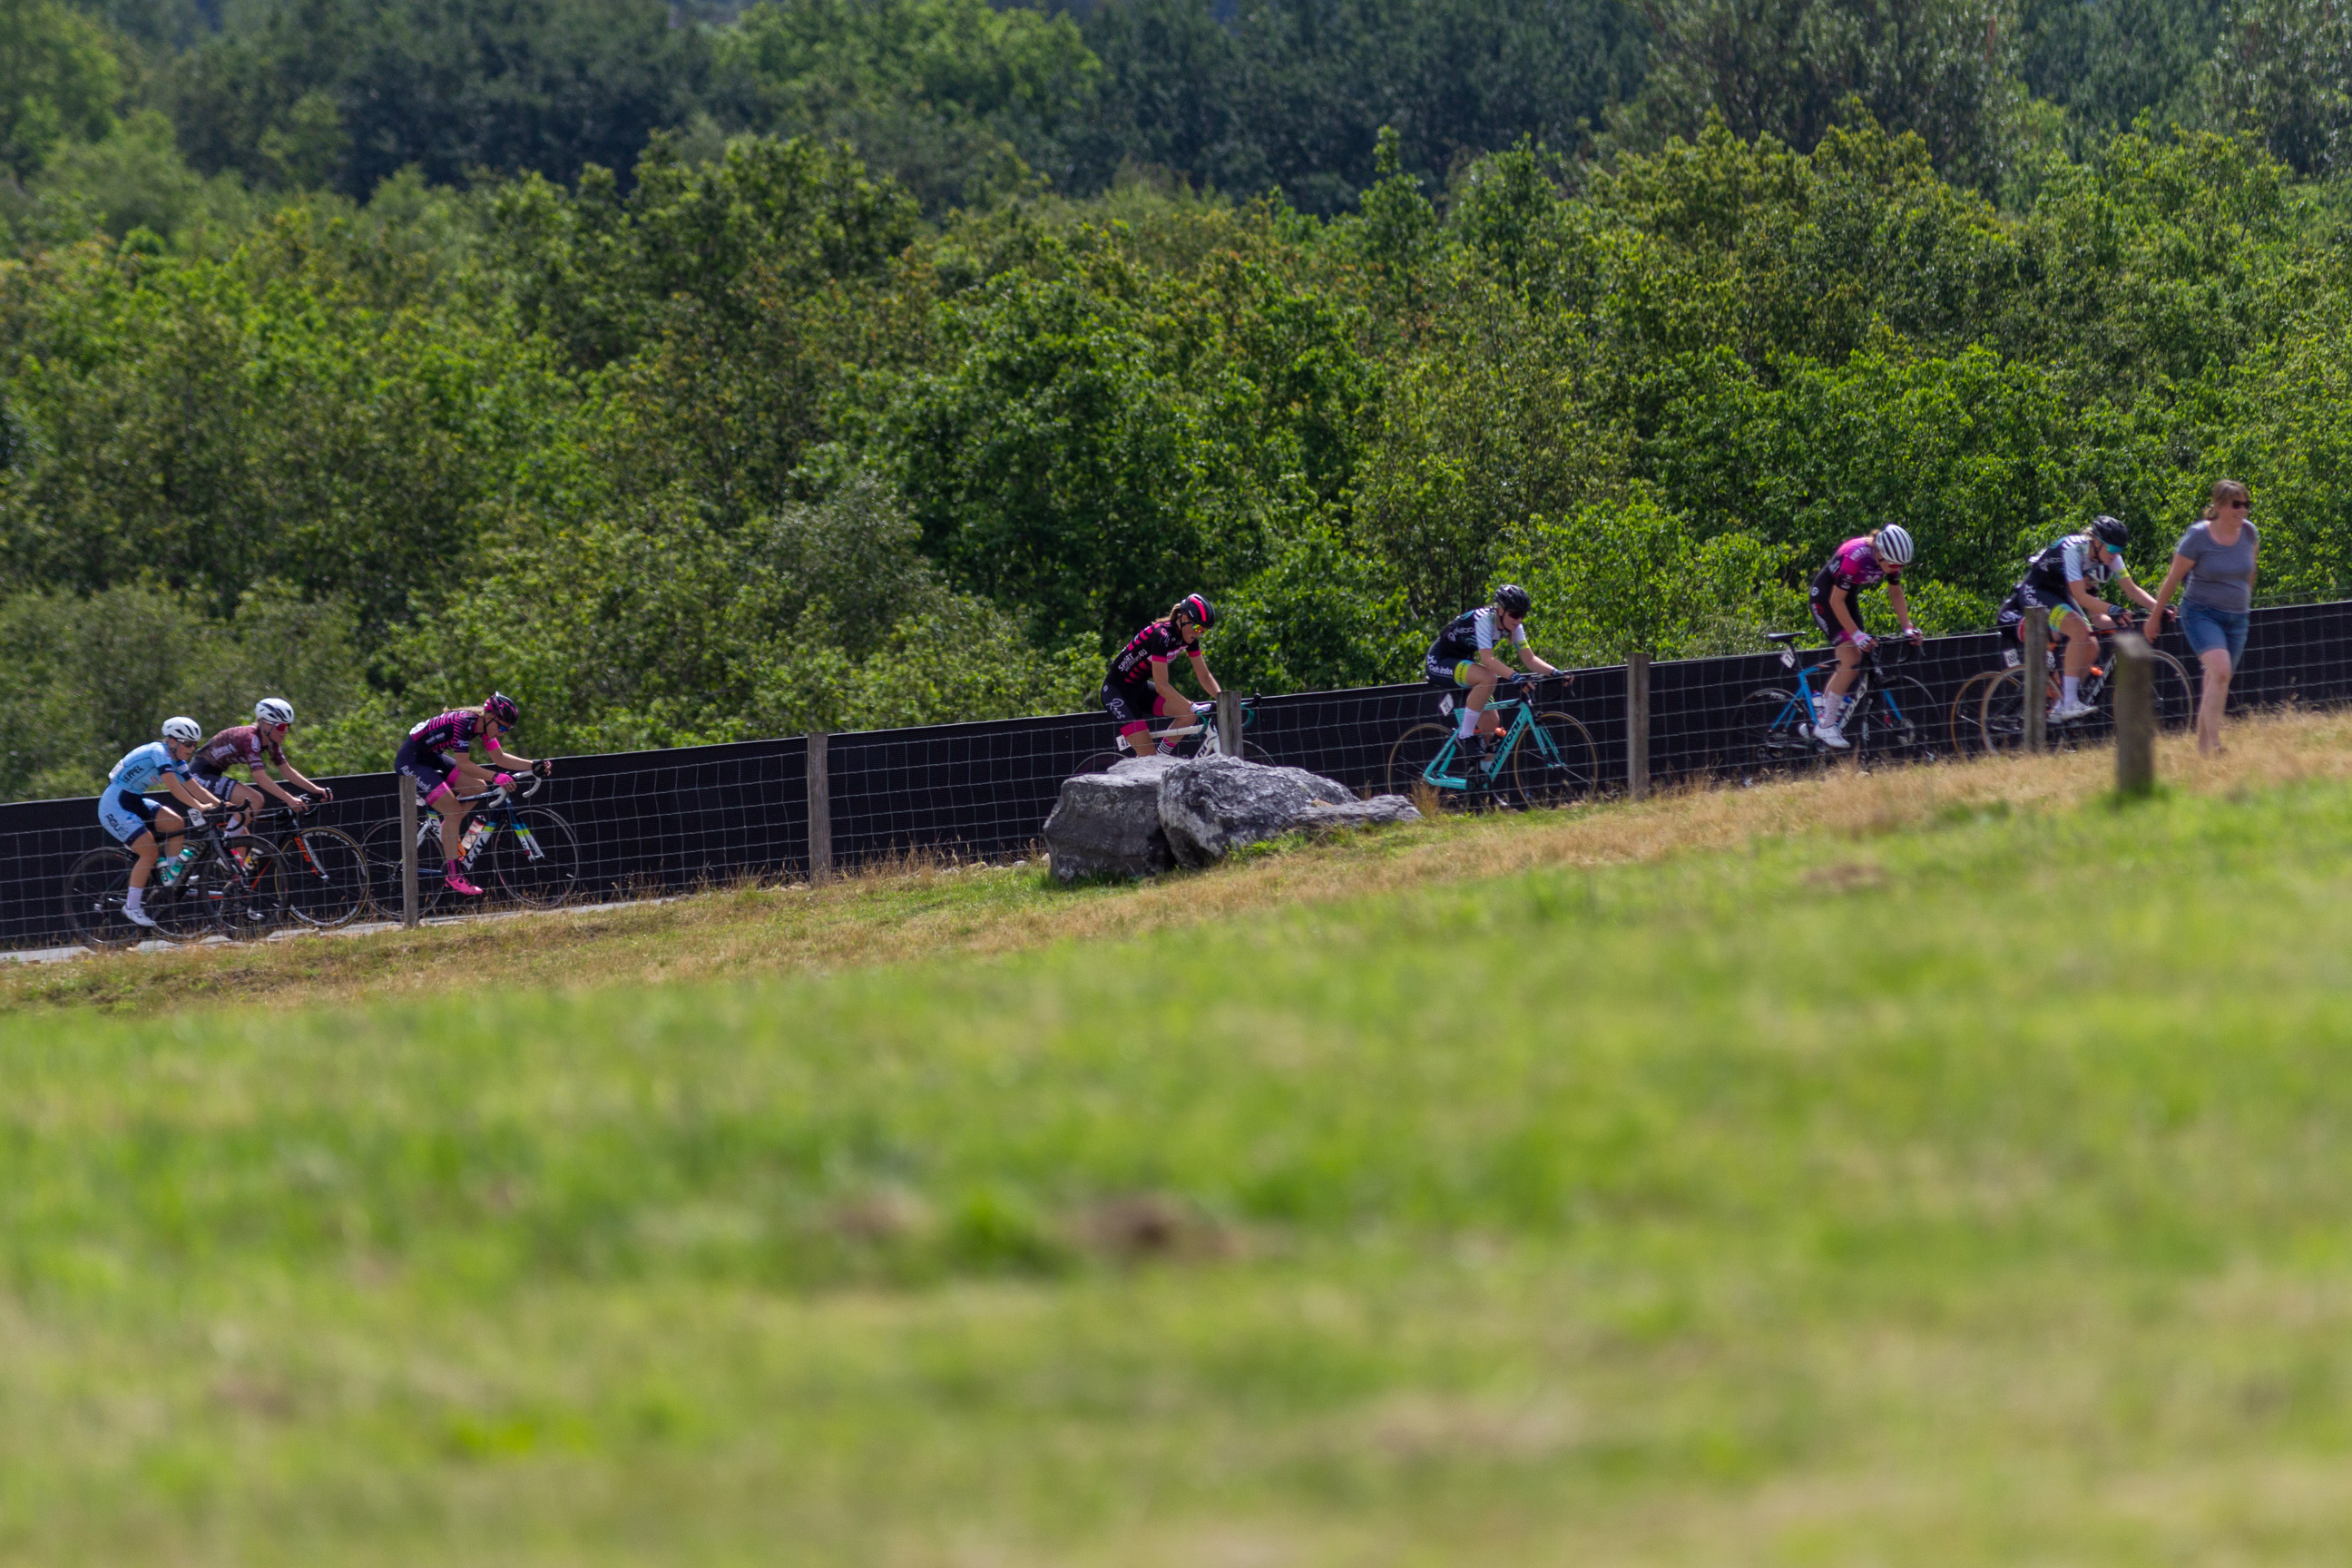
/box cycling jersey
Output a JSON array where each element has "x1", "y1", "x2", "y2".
[
  {"x1": 1808, "y1": 537, "x2": 1901, "y2": 645},
  {"x1": 1107, "y1": 620, "x2": 1196, "y2": 691},
  {"x1": 108, "y1": 741, "x2": 191, "y2": 795},
  {"x1": 1428, "y1": 607, "x2": 1531, "y2": 668},
  {"x1": 2018, "y1": 534, "x2": 2117, "y2": 602},
  {"x1": 194, "y1": 724, "x2": 285, "y2": 777},
  {"x1": 408, "y1": 709, "x2": 486, "y2": 755}
]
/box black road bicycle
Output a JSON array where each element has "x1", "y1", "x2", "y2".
[
  {"x1": 362, "y1": 771, "x2": 581, "y2": 915},
  {"x1": 65, "y1": 808, "x2": 285, "y2": 949},
  {"x1": 1947, "y1": 610, "x2": 2194, "y2": 755}
]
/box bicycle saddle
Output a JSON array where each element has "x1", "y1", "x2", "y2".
[{"x1": 1765, "y1": 632, "x2": 1803, "y2": 645}]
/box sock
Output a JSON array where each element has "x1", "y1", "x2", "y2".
[
  {"x1": 2062, "y1": 676, "x2": 2080, "y2": 705},
  {"x1": 1817, "y1": 691, "x2": 1845, "y2": 728},
  {"x1": 1456, "y1": 706, "x2": 1479, "y2": 740},
  {"x1": 125, "y1": 887, "x2": 143, "y2": 913},
  {"x1": 445, "y1": 858, "x2": 462, "y2": 878}
]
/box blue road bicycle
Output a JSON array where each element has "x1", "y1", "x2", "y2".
[
  {"x1": 1742, "y1": 633, "x2": 1940, "y2": 773},
  {"x1": 1387, "y1": 674, "x2": 1598, "y2": 808}
]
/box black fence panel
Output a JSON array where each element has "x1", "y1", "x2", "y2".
[{"x1": 6, "y1": 596, "x2": 2350, "y2": 955}]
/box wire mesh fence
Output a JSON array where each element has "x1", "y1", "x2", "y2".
[{"x1": 9, "y1": 596, "x2": 2352, "y2": 953}]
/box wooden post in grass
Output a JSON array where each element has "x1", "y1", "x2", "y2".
[
  {"x1": 2022, "y1": 607, "x2": 2049, "y2": 754},
  {"x1": 1216, "y1": 690, "x2": 1242, "y2": 757},
  {"x1": 807, "y1": 732, "x2": 832, "y2": 884},
  {"x1": 1627, "y1": 650, "x2": 1651, "y2": 801},
  {"x1": 398, "y1": 784, "x2": 420, "y2": 929},
  {"x1": 2113, "y1": 631, "x2": 2157, "y2": 797}
]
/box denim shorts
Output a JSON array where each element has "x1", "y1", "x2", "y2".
[{"x1": 2178, "y1": 601, "x2": 2249, "y2": 667}]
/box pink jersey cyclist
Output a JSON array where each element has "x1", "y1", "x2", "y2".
[
  {"x1": 1805, "y1": 525, "x2": 1923, "y2": 750},
  {"x1": 392, "y1": 692, "x2": 549, "y2": 898},
  {"x1": 1808, "y1": 536, "x2": 1902, "y2": 645}
]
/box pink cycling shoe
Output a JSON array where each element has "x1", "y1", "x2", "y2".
[{"x1": 444, "y1": 869, "x2": 485, "y2": 897}]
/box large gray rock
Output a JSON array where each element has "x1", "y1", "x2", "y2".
[
  {"x1": 1292, "y1": 795, "x2": 1423, "y2": 833},
  {"x1": 1044, "y1": 763, "x2": 1177, "y2": 881},
  {"x1": 1157, "y1": 753, "x2": 1363, "y2": 868}
]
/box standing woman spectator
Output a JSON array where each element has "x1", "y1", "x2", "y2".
[{"x1": 2146, "y1": 480, "x2": 2259, "y2": 754}]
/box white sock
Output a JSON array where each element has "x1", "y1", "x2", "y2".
[
  {"x1": 1817, "y1": 691, "x2": 1844, "y2": 728},
  {"x1": 1457, "y1": 706, "x2": 1479, "y2": 739},
  {"x1": 125, "y1": 887, "x2": 143, "y2": 913},
  {"x1": 2062, "y1": 676, "x2": 2080, "y2": 705}
]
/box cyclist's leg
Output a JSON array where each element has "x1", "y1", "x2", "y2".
[
  {"x1": 2052, "y1": 604, "x2": 2097, "y2": 712},
  {"x1": 1102, "y1": 683, "x2": 1155, "y2": 756},
  {"x1": 1459, "y1": 664, "x2": 1502, "y2": 739}
]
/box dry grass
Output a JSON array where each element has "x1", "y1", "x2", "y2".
[{"x1": 15, "y1": 707, "x2": 2352, "y2": 1016}]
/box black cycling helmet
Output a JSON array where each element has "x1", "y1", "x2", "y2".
[
  {"x1": 1176, "y1": 593, "x2": 1215, "y2": 629},
  {"x1": 484, "y1": 691, "x2": 521, "y2": 727},
  {"x1": 2091, "y1": 514, "x2": 2130, "y2": 549},
  {"x1": 1494, "y1": 583, "x2": 1533, "y2": 617}
]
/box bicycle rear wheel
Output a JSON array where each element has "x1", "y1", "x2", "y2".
[
  {"x1": 362, "y1": 816, "x2": 445, "y2": 916},
  {"x1": 281, "y1": 825, "x2": 369, "y2": 928},
  {"x1": 1740, "y1": 687, "x2": 1818, "y2": 777},
  {"x1": 1387, "y1": 723, "x2": 1465, "y2": 808},
  {"x1": 1510, "y1": 711, "x2": 1599, "y2": 807},
  {"x1": 485, "y1": 808, "x2": 581, "y2": 908},
  {"x1": 64, "y1": 846, "x2": 141, "y2": 949}
]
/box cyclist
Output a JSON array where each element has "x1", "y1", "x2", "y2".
[
  {"x1": 1425, "y1": 584, "x2": 1563, "y2": 756},
  {"x1": 192, "y1": 698, "x2": 336, "y2": 834},
  {"x1": 1103, "y1": 594, "x2": 1223, "y2": 757},
  {"x1": 1808, "y1": 526, "x2": 1923, "y2": 750},
  {"x1": 1996, "y1": 515, "x2": 2159, "y2": 722},
  {"x1": 395, "y1": 692, "x2": 551, "y2": 897},
  {"x1": 100, "y1": 716, "x2": 224, "y2": 929}
]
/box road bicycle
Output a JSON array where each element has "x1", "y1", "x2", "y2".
[
  {"x1": 362, "y1": 771, "x2": 581, "y2": 915},
  {"x1": 1386, "y1": 673, "x2": 1598, "y2": 808},
  {"x1": 1742, "y1": 634, "x2": 1940, "y2": 775},
  {"x1": 1075, "y1": 696, "x2": 1271, "y2": 774},
  {"x1": 236, "y1": 800, "x2": 370, "y2": 930},
  {"x1": 1947, "y1": 611, "x2": 2194, "y2": 755},
  {"x1": 64, "y1": 806, "x2": 285, "y2": 949}
]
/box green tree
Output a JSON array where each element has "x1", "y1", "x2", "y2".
[{"x1": 1, "y1": 0, "x2": 119, "y2": 180}]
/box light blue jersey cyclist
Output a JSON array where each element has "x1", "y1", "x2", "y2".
[{"x1": 97, "y1": 717, "x2": 222, "y2": 928}]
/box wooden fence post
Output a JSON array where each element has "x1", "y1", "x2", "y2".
[
  {"x1": 1627, "y1": 650, "x2": 1651, "y2": 801},
  {"x1": 2112, "y1": 632, "x2": 2157, "y2": 797},
  {"x1": 1216, "y1": 690, "x2": 1242, "y2": 757},
  {"x1": 398, "y1": 783, "x2": 420, "y2": 929},
  {"x1": 2022, "y1": 607, "x2": 2049, "y2": 754},
  {"x1": 807, "y1": 732, "x2": 832, "y2": 884}
]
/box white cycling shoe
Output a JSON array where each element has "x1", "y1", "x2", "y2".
[
  {"x1": 2049, "y1": 698, "x2": 2095, "y2": 723},
  {"x1": 124, "y1": 905, "x2": 158, "y2": 929},
  {"x1": 1814, "y1": 722, "x2": 1851, "y2": 750}
]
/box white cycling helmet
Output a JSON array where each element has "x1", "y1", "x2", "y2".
[
  {"x1": 1873, "y1": 524, "x2": 1916, "y2": 566},
  {"x1": 255, "y1": 697, "x2": 295, "y2": 727},
  {"x1": 161, "y1": 716, "x2": 203, "y2": 745}
]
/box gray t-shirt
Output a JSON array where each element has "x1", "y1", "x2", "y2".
[{"x1": 2174, "y1": 519, "x2": 2259, "y2": 612}]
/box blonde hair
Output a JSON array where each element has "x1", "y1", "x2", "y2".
[{"x1": 2203, "y1": 479, "x2": 2251, "y2": 519}]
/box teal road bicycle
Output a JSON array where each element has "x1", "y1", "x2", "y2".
[{"x1": 1387, "y1": 674, "x2": 1598, "y2": 808}]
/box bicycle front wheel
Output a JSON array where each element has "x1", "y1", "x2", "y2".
[
  {"x1": 1510, "y1": 711, "x2": 1599, "y2": 807},
  {"x1": 214, "y1": 834, "x2": 286, "y2": 940},
  {"x1": 64, "y1": 846, "x2": 141, "y2": 949},
  {"x1": 1857, "y1": 675, "x2": 1940, "y2": 767},
  {"x1": 485, "y1": 808, "x2": 581, "y2": 908},
  {"x1": 281, "y1": 825, "x2": 369, "y2": 928},
  {"x1": 1948, "y1": 671, "x2": 2004, "y2": 758}
]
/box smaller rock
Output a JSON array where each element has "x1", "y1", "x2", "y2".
[
  {"x1": 1044, "y1": 769, "x2": 1175, "y2": 882},
  {"x1": 1292, "y1": 796, "x2": 1422, "y2": 832}
]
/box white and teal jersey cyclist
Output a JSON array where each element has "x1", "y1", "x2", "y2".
[
  {"x1": 97, "y1": 717, "x2": 225, "y2": 928},
  {"x1": 1423, "y1": 584, "x2": 1563, "y2": 749},
  {"x1": 1996, "y1": 514, "x2": 2158, "y2": 721}
]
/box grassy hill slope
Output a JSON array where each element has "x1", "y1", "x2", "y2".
[{"x1": 10, "y1": 722, "x2": 2352, "y2": 1563}]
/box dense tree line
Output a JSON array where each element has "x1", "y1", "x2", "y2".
[{"x1": 6, "y1": 0, "x2": 2352, "y2": 795}]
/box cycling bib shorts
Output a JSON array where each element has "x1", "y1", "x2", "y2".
[
  {"x1": 98, "y1": 786, "x2": 161, "y2": 846},
  {"x1": 1424, "y1": 655, "x2": 1479, "y2": 688},
  {"x1": 395, "y1": 735, "x2": 457, "y2": 805},
  {"x1": 1102, "y1": 680, "x2": 1179, "y2": 740}
]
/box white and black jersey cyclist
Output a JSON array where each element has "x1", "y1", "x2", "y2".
[
  {"x1": 1996, "y1": 515, "x2": 2157, "y2": 720},
  {"x1": 1423, "y1": 585, "x2": 1563, "y2": 751}
]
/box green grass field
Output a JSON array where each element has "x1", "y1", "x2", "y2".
[{"x1": 10, "y1": 760, "x2": 2352, "y2": 1563}]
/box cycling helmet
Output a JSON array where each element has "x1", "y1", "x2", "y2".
[
  {"x1": 2091, "y1": 514, "x2": 2130, "y2": 549},
  {"x1": 1873, "y1": 524, "x2": 1916, "y2": 566},
  {"x1": 161, "y1": 716, "x2": 202, "y2": 745},
  {"x1": 254, "y1": 697, "x2": 295, "y2": 728},
  {"x1": 484, "y1": 691, "x2": 521, "y2": 726},
  {"x1": 1176, "y1": 593, "x2": 1216, "y2": 629},
  {"x1": 1494, "y1": 583, "x2": 1534, "y2": 617}
]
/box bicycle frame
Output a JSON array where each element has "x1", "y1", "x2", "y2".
[
  {"x1": 1122, "y1": 698, "x2": 1256, "y2": 758},
  {"x1": 1763, "y1": 642, "x2": 1919, "y2": 738},
  {"x1": 1415, "y1": 686, "x2": 1566, "y2": 792}
]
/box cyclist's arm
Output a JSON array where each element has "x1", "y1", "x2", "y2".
[
  {"x1": 2112, "y1": 571, "x2": 2160, "y2": 613},
  {"x1": 480, "y1": 737, "x2": 539, "y2": 771},
  {"x1": 273, "y1": 760, "x2": 331, "y2": 799},
  {"x1": 1186, "y1": 649, "x2": 1222, "y2": 699},
  {"x1": 1520, "y1": 647, "x2": 1560, "y2": 676},
  {"x1": 164, "y1": 772, "x2": 220, "y2": 813},
  {"x1": 2066, "y1": 576, "x2": 2116, "y2": 628},
  {"x1": 1475, "y1": 645, "x2": 1520, "y2": 681},
  {"x1": 250, "y1": 762, "x2": 310, "y2": 808},
  {"x1": 1885, "y1": 581, "x2": 1921, "y2": 638}
]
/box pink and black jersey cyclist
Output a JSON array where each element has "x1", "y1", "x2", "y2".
[
  {"x1": 1102, "y1": 594, "x2": 1223, "y2": 755},
  {"x1": 395, "y1": 691, "x2": 551, "y2": 897},
  {"x1": 1806, "y1": 526, "x2": 1924, "y2": 750}
]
